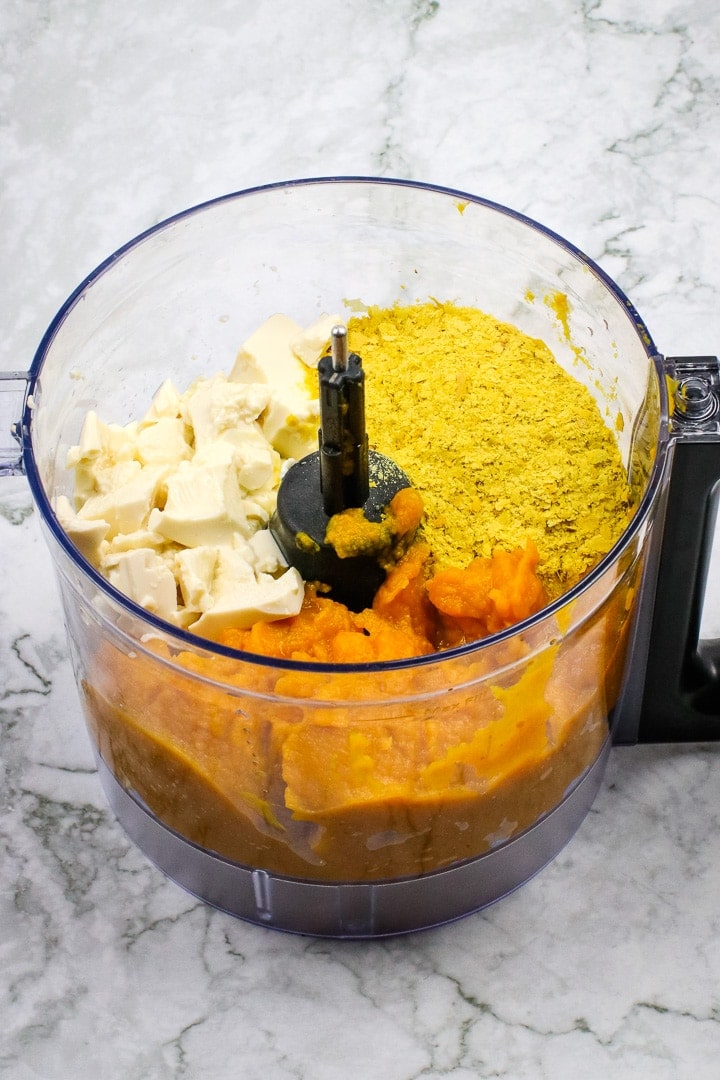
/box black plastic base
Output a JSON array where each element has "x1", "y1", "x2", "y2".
[
  {"x1": 270, "y1": 449, "x2": 411, "y2": 611},
  {"x1": 95, "y1": 738, "x2": 611, "y2": 938}
]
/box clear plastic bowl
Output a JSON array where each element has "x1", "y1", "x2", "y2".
[{"x1": 20, "y1": 178, "x2": 666, "y2": 936}]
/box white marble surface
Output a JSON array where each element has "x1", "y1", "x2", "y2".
[{"x1": 2, "y1": 1, "x2": 720, "y2": 1077}]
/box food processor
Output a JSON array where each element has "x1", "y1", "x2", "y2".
[{"x1": 2, "y1": 178, "x2": 719, "y2": 937}]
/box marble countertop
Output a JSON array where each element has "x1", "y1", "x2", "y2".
[{"x1": 2, "y1": 2, "x2": 720, "y2": 1077}]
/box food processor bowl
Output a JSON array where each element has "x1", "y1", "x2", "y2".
[{"x1": 8, "y1": 178, "x2": 705, "y2": 937}]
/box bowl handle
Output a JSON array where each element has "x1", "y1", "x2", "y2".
[
  {"x1": 615, "y1": 355, "x2": 720, "y2": 743},
  {"x1": 0, "y1": 371, "x2": 30, "y2": 477}
]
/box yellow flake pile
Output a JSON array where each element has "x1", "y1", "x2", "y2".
[{"x1": 350, "y1": 302, "x2": 633, "y2": 594}]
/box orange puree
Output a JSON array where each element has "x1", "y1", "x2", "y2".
[
  {"x1": 428, "y1": 539, "x2": 546, "y2": 646},
  {"x1": 325, "y1": 487, "x2": 424, "y2": 562},
  {"x1": 78, "y1": 543, "x2": 640, "y2": 881},
  {"x1": 222, "y1": 537, "x2": 547, "y2": 663}
]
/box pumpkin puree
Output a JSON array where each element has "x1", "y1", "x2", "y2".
[
  {"x1": 228, "y1": 526, "x2": 547, "y2": 662},
  {"x1": 82, "y1": 567, "x2": 633, "y2": 880},
  {"x1": 81, "y1": 488, "x2": 638, "y2": 881}
]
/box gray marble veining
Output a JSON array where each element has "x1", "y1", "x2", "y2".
[{"x1": 2, "y1": 1, "x2": 720, "y2": 1077}]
